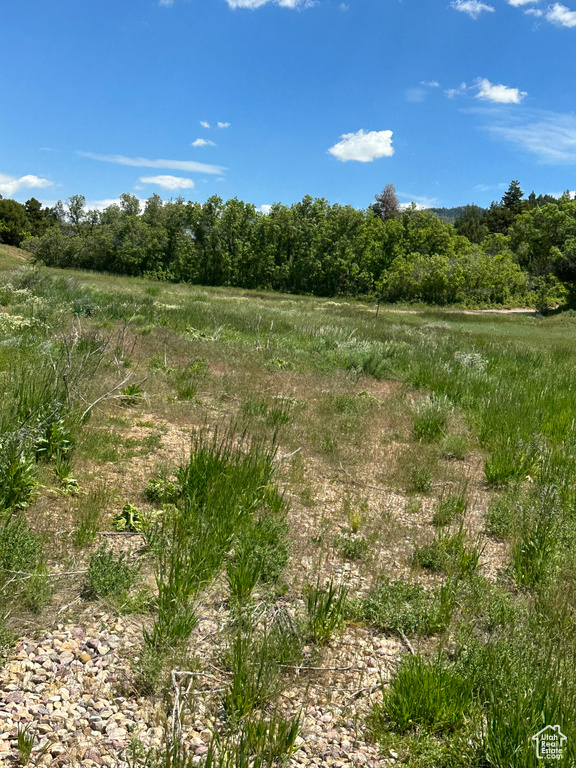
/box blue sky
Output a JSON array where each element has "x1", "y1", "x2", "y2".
[{"x1": 2, "y1": 0, "x2": 576, "y2": 212}]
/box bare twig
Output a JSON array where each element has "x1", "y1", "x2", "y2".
[
  {"x1": 171, "y1": 670, "x2": 196, "y2": 744},
  {"x1": 277, "y1": 447, "x2": 302, "y2": 462},
  {"x1": 57, "y1": 596, "x2": 82, "y2": 616},
  {"x1": 399, "y1": 630, "x2": 416, "y2": 656},
  {"x1": 346, "y1": 683, "x2": 381, "y2": 704},
  {"x1": 279, "y1": 664, "x2": 363, "y2": 672},
  {"x1": 81, "y1": 372, "x2": 134, "y2": 420}
]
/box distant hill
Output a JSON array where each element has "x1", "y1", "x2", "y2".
[{"x1": 427, "y1": 206, "x2": 481, "y2": 223}]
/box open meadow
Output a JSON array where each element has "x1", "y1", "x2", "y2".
[{"x1": 1, "y1": 246, "x2": 576, "y2": 767}]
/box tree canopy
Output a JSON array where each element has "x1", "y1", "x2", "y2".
[{"x1": 0, "y1": 179, "x2": 572, "y2": 310}]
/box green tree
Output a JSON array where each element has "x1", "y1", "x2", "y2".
[
  {"x1": 483, "y1": 181, "x2": 526, "y2": 236},
  {"x1": 502, "y1": 180, "x2": 524, "y2": 210},
  {"x1": 66, "y1": 195, "x2": 87, "y2": 234},
  {"x1": 510, "y1": 199, "x2": 576, "y2": 280},
  {"x1": 25, "y1": 198, "x2": 50, "y2": 237},
  {"x1": 455, "y1": 205, "x2": 488, "y2": 244},
  {"x1": 0, "y1": 199, "x2": 31, "y2": 246}
]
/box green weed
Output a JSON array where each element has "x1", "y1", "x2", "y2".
[
  {"x1": 409, "y1": 466, "x2": 432, "y2": 495},
  {"x1": 223, "y1": 628, "x2": 283, "y2": 722},
  {"x1": 73, "y1": 484, "x2": 110, "y2": 547},
  {"x1": 441, "y1": 434, "x2": 468, "y2": 460},
  {"x1": 145, "y1": 428, "x2": 289, "y2": 650},
  {"x1": 432, "y1": 489, "x2": 467, "y2": 527},
  {"x1": 17, "y1": 722, "x2": 35, "y2": 765},
  {"x1": 0, "y1": 514, "x2": 43, "y2": 579},
  {"x1": 333, "y1": 532, "x2": 369, "y2": 560},
  {"x1": 145, "y1": 472, "x2": 181, "y2": 505},
  {"x1": 305, "y1": 580, "x2": 348, "y2": 645},
  {"x1": 374, "y1": 654, "x2": 474, "y2": 735},
  {"x1": 119, "y1": 383, "x2": 146, "y2": 406},
  {"x1": 412, "y1": 396, "x2": 450, "y2": 442},
  {"x1": 413, "y1": 527, "x2": 481, "y2": 577},
  {"x1": 112, "y1": 502, "x2": 147, "y2": 532}
]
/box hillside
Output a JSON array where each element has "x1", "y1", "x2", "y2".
[
  {"x1": 426, "y1": 206, "x2": 470, "y2": 222},
  {"x1": 0, "y1": 243, "x2": 30, "y2": 269},
  {"x1": 1, "y1": 257, "x2": 576, "y2": 766}
]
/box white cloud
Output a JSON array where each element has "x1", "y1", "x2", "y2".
[
  {"x1": 475, "y1": 78, "x2": 527, "y2": 104},
  {"x1": 397, "y1": 192, "x2": 438, "y2": 209},
  {"x1": 191, "y1": 138, "x2": 216, "y2": 147},
  {"x1": 525, "y1": 7, "x2": 543, "y2": 15},
  {"x1": 217, "y1": 122, "x2": 230, "y2": 128},
  {"x1": 473, "y1": 182, "x2": 507, "y2": 192},
  {"x1": 328, "y1": 129, "x2": 394, "y2": 162},
  {"x1": 82, "y1": 198, "x2": 148, "y2": 213},
  {"x1": 0, "y1": 173, "x2": 53, "y2": 197},
  {"x1": 421, "y1": 80, "x2": 440, "y2": 87},
  {"x1": 138, "y1": 175, "x2": 195, "y2": 190},
  {"x1": 79, "y1": 152, "x2": 224, "y2": 175},
  {"x1": 406, "y1": 88, "x2": 427, "y2": 103},
  {"x1": 200, "y1": 121, "x2": 210, "y2": 128},
  {"x1": 259, "y1": 204, "x2": 272, "y2": 214},
  {"x1": 87, "y1": 199, "x2": 127, "y2": 211},
  {"x1": 445, "y1": 82, "x2": 468, "y2": 98},
  {"x1": 507, "y1": 0, "x2": 537, "y2": 5},
  {"x1": 226, "y1": 0, "x2": 315, "y2": 8},
  {"x1": 450, "y1": 0, "x2": 495, "y2": 19},
  {"x1": 483, "y1": 109, "x2": 576, "y2": 163},
  {"x1": 546, "y1": 3, "x2": 576, "y2": 26},
  {"x1": 159, "y1": 0, "x2": 174, "y2": 6}
]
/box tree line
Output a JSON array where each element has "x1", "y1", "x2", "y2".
[{"x1": 0, "y1": 181, "x2": 573, "y2": 307}]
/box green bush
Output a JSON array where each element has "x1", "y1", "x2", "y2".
[
  {"x1": 0, "y1": 440, "x2": 38, "y2": 516},
  {"x1": 413, "y1": 528, "x2": 481, "y2": 577},
  {"x1": 350, "y1": 578, "x2": 453, "y2": 635},
  {"x1": 84, "y1": 547, "x2": 138, "y2": 599},
  {"x1": 380, "y1": 250, "x2": 532, "y2": 306},
  {"x1": 333, "y1": 532, "x2": 369, "y2": 560},
  {"x1": 0, "y1": 514, "x2": 43, "y2": 576},
  {"x1": 144, "y1": 472, "x2": 181, "y2": 505}
]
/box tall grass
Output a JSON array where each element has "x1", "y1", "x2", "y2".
[
  {"x1": 374, "y1": 654, "x2": 474, "y2": 736},
  {"x1": 144, "y1": 428, "x2": 289, "y2": 650}
]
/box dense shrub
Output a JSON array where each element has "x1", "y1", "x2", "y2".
[{"x1": 379, "y1": 250, "x2": 534, "y2": 306}]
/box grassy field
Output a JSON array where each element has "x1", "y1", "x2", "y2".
[{"x1": 2, "y1": 246, "x2": 576, "y2": 766}]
